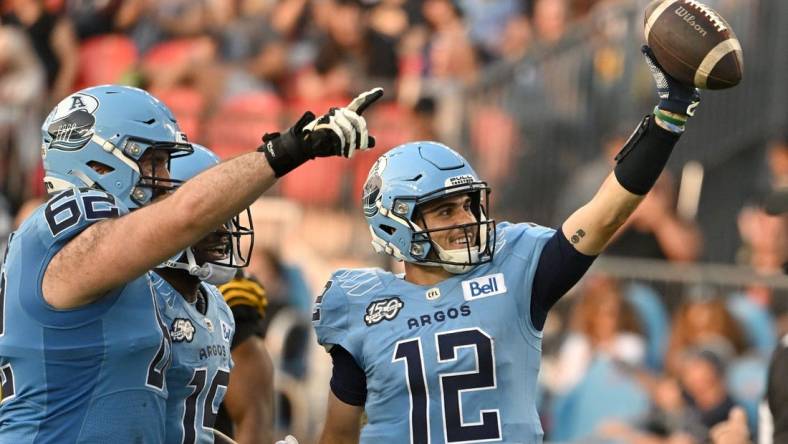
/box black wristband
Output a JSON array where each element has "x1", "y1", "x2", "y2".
[
  {"x1": 258, "y1": 112, "x2": 315, "y2": 178},
  {"x1": 613, "y1": 114, "x2": 681, "y2": 195}
]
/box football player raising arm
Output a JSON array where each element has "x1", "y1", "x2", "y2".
[
  {"x1": 313, "y1": 48, "x2": 699, "y2": 444},
  {"x1": 0, "y1": 85, "x2": 381, "y2": 442}
]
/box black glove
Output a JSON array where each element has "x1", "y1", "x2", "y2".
[
  {"x1": 642, "y1": 46, "x2": 700, "y2": 117},
  {"x1": 259, "y1": 87, "x2": 384, "y2": 177}
]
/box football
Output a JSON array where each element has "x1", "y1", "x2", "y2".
[{"x1": 644, "y1": 0, "x2": 743, "y2": 89}]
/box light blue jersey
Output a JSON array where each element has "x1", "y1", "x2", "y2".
[
  {"x1": 314, "y1": 222, "x2": 554, "y2": 444},
  {"x1": 151, "y1": 273, "x2": 235, "y2": 444},
  {"x1": 0, "y1": 188, "x2": 172, "y2": 443}
]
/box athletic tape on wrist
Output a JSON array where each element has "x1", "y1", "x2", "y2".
[{"x1": 653, "y1": 106, "x2": 687, "y2": 129}]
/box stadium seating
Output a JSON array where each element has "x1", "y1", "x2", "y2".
[
  {"x1": 203, "y1": 92, "x2": 284, "y2": 160},
  {"x1": 151, "y1": 87, "x2": 204, "y2": 141},
  {"x1": 75, "y1": 34, "x2": 138, "y2": 90}
]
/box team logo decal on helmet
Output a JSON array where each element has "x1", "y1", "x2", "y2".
[
  {"x1": 45, "y1": 93, "x2": 99, "y2": 151},
  {"x1": 41, "y1": 85, "x2": 193, "y2": 209},
  {"x1": 362, "y1": 157, "x2": 387, "y2": 217}
]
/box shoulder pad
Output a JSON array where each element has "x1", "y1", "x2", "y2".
[
  {"x1": 330, "y1": 267, "x2": 392, "y2": 298},
  {"x1": 494, "y1": 221, "x2": 555, "y2": 258},
  {"x1": 312, "y1": 273, "x2": 350, "y2": 349},
  {"x1": 312, "y1": 268, "x2": 392, "y2": 354}
]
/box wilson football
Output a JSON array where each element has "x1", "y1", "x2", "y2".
[{"x1": 644, "y1": 0, "x2": 743, "y2": 89}]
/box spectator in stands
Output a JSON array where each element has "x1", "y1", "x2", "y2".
[
  {"x1": 711, "y1": 407, "x2": 751, "y2": 444},
  {"x1": 736, "y1": 205, "x2": 787, "y2": 301},
  {"x1": 606, "y1": 173, "x2": 703, "y2": 262},
  {"x1": 456, "y1": 0, "x2": 522, "y2": 60},
  {"x1": 410, "y1": 96, "x2": 439, "y2": 141},
  {"x1": 2, "y1": 0, "x2": 78, "y2": 103},
  {"x1": 421, "y1": 0, "x2": 478, "y2": 85},
  {"x1": 0, "y1": 25, "x2": 45, "y2": 207},
  {"x1": 665, "y1": 295, "x2": 747, "y2": 377},
  {"x1": 555, "y1": 129, "x2": 623, "y2": 223},
  {"x1": 767, "y1": 133, "x2": 788, "y2": 189},
  {"x1": 532, "y1": 0, "x2": 570, "y2": 47},
  {"x1": 65, "y1": 0, "x2": 138, "y2": 39},
  {"x1": 498, "y1": 12, "x2": 533, "y2": 62},
  {"x1": 218, "y1": 10, "x2": 288, "y2": 100},
  {"x1": 548, "y1": 274, "x2": 645, "y2": 393},
  {"x1": 127, "y1": 0, "x2": 232, "y2": 52},
  {"x1": 366, "y1": 0, "x2": 410, "y2": 41},
  {"x1": 315, "y1": 0, "x2": 398, "y2": 91},
  {"x1": 602, "y1": 344, "x2": 743, "y2": 444}
]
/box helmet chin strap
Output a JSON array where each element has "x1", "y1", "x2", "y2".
[
  {"x1": 431, "y1": 243, "x2": 479, "y2": 274},
  {"x1": 161, "y1": 248, "x2": 237, "y2": 285}
]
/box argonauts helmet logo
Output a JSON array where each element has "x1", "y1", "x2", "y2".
[
  {"x1": 44, "y1": 93, "x2": 99, "y2": 151},
  {"x1": 362, "y1": 156, "x2": 387, "y2": 217}
]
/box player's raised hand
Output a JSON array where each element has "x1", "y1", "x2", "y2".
[
  {"x1": 258, "y1": 87, "x2": 384, "y2": 177},
  {"x1": 304, "y1": 87, "x2": 384, "y2": 158},
  {"x1": 642, "y1": 45, "x2": 700, "y2": 117}
]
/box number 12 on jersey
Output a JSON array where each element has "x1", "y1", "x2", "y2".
[{"x1": 393, "y1": 328, "x2": 501, "y2": 444}]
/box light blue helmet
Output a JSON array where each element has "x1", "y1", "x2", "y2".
[
  {"x1": 41, "y1": 85, "x2": 193, "y2": 209},
  {"x1": 361, "y1": 141, "x2": 495, "y2": 274},
  {"x1": 162, "y1": 144, "x2": 254, "y2": 285}
]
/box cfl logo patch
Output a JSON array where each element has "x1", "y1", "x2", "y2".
[
  {"x1": 171, "y1": 318, "x2": 196, "y2": 343},
  {"x1": 364, "y1": 297, "x2": 404, "y2": 326}
]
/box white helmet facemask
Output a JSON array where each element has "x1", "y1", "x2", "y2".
[
  {"x1": 160, "y1": 248, "x2": 237, "y2": 285},
  {"x1": 413, "y1": 210, "x2": 490, "y2": 275}
]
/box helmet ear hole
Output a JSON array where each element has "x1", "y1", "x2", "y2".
[
  {"x1": 87, "y1": 161, "x2": 115, "y2": 175},
  {"x1": 379, "y1": 224, "x2": 396, "y2": 235}
]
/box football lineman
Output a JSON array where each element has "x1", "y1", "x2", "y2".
[
  {"x1": 313, "y1": 48, "x2": 699, "y2": 443},
  {"x1": 0, "y1": 84, "x2": 382, "y2": 442}
]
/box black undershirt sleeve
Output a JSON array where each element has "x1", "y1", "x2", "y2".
[
  {"x1": 329, "y1": 345, "x2": 367, "y2": 406},
  {"x1": 530, "y1": 229, "x2": 597, "y2": 331}
]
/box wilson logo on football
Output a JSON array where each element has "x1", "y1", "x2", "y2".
[
  {"x1": 364, "y1": 297, "x2": 404, "y2": 326},
  {"x1": 171, "y1": 318, "x2": 196, "y2": 343}
]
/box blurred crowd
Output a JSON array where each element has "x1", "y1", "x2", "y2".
[{"x1": 0, "y1": 0, "x2": 787, "y2": 442}]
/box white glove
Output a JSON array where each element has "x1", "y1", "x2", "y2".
[
  {"x1": 303, "y1": 87, "x2": 384, "y2": 158},
  {"x1": 275, "y1": 435, "x2": 299, "y2": 444}
]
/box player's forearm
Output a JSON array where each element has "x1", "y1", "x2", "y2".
[
  {"x1": 562, "y1": 173, "x2": 644, "y2": 255},
  {"x1": 43, "y1": 152, "x2": 276, "y2": 307},
  {"x1": 319, "y1": 431, "x2": 360, "y2": 444},
  {"x1": 169, "y1": 151, "x2": 275, "y2": 241},
  {"x1": 319, "y1": 392, "x2": 363, "y2": 444},
  {"x1": 213, "y1": 429, "x2": 239, "y2": 444},
  {"x1": 227, "y1": 338, "x2": 274, "y2": 444}
]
